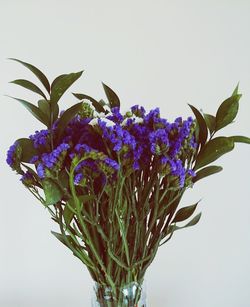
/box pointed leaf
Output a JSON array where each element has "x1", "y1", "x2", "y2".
[
  {"x1": 184, "y1": 212, "x2": 202, "y2": 227},
  {"x1": 10, "y1": 79, "x2": 47, "y2": 99},
  {"x1": 17, "y1": 138, "x2": 38, "y2": 163},
  {"x1": 52, "y1": 103, "x2": 59, "y2": 122},
  {"x1": 55, "y1": 102, "x2": 83, "y2": 141},
  {"x1": 42, "y1": 179, "x2": 63, "y2": 205},
  {"x1": 50, "y1": 71, "x2": 83, "y2": 105},
  {"x1": 102, "y1": 82, "x2": 120, "y2": 108},
  {"x1": 172, "y1": 202, "x2": 199, "y2": 223},
  {"x1": 193, "y1": 165, "x2": 223, "y2": 183},
  {"x1": 160, "y1": 212, "x2": 202, "y2": 246},
  {"x1": 7, "y1": 95, "x2": 49, "y2": 126},
  {"x1": 215, "y1": 94, "x2": 241, "y2": 131},
  {"x1": 188, "y1": 104, "x2": 208, "y2": 147},
  {"x1": 58, "y1": 170, "x2": 69, "y2": 190},
  {"x1": 228, "y1": 135, "x2": 250, "y2": 144},
  {"x1": 232, "y1": 83, "x2": 239, "y2": 96},
  {"x1": 51, "y1": 231, "x2": 75, "y2": 248},
  {"x1": 170, "y1": 212, "x2": 202, "y2": 230},
  {"x1": 72, "y1": 92, "x2": 106, "y2": 113},
  {"x1": 9, "y1": 58, "x2": 50, "y2": 93},
  {"x1": 203, "y1": 113, "x2": 216, "y2": 135},
  {"x1": 194, "y1": 137, "x2": 234, "y2": 170},
  {"x1": 38, "y1": 99, "x2": 50, "y2": 117}
]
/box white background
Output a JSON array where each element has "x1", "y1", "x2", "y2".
[{"x1": 0, "y1": 1, "x2": 250, "y2": 306}]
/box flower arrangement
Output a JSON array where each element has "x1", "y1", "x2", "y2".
[{"x1": 6, "y1": 59, "x2": 250, "y2": 307}]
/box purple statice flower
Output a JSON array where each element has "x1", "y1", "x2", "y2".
[
  {"x1": 97, "y1": 118, "x2": 114, "y2": 139},
  {"x1": 124, "y1": 133, "x2": 136, "y2": 149},
  {"x1": 149, "y1": 129, "x2": 169, "y2": 154},
  {"x1": 132, "y1": 160, "x2": 140, "y2": 170},
  {"x1": 187, "y1": 169, "x2": 196, "y2": 177},
  {"x1": 133, "y1": 145, "x2": 143, "y2": 162},
  {"x1": 169, "y1": 140, "x2": 182, "y2": 157},
  {"x1": 99, "y1": 122, "x2": 136, "y2": 153},
  {"x1": 74, "y1": 173, "x2": 84, "y2": 185},
  {"x1": 75, "y1": 159, "x2": 99, "y2": 172},
  {"x1": 144, "y1": 107, "x2": 160, "y2": 125},
  {"x1": 37, "y1": 163, "x2": 45, "y2": 179},
  {"x1": 160, "y1": 156, "x2": 169, "y2": 164},
  {"x1": 70, "y1": 144, "x2": 96, "y2": 160},
  {"x1": 6, "y1": 141, "x2": 18, "y2": 167},
  {"x1": 41, "y1": 143, "x2": 70, "y2": 169},
  {"x1": 131, "y1": 105, "x2": 146, "y2": 118},
  {"x1": 104, "y1": 158, "x2": 120, "y2": 171},
  {"x1": 150, "y1": 143, "x2": 158, "y2": 155},
  {"x1": 29, "y1": 129, "x2": 50, "y2": 149},
  {"x1": 75, "y1": 143, "x2": 93, "y2": 153},
  {"x1": 20, "y1": 171, "x2": 34, "y2": 185},
  {"x1": 107, "y1": 107, "x2": 124, "y2": 123},
  {"x1": 170, "y1": 159, "x2": 186, "y2": 188},
  {"x1": 29, "y1": 155, "x2": 39, "y2": 164},
  {"x1": 113, "y1": 140, "x2": 123, "y2": 152},
  {"x1": 190, "y1": 135, "x2": 198, "y2": 149},
  {"x1": 179, "y1": 117, "x2": 193, "y2": 140}
]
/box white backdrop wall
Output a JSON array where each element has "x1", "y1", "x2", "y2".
[{"x1": 0, "y1": 1, "x2": 250, "y2": 306}]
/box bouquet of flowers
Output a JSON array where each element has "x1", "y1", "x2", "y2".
[{"x1": 6, "y1": 59, "x2": 250, "y2": 307}]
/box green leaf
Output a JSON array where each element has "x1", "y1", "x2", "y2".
[
  {"x1": 9, "y1": 58, "x2": 50, "y2": 94},
  {"x1": 232, "y1": 82, "x2": 239, "y2": 96},
  {"x1": 50, "y1": 71, "x2": 83, "y2": 105},
  {"x1": 58, "y1": 170, "x2": 69, "y2": 189},
  {"x1": 228, "y1": 135, "x2": 250, "y2": 144},
  {"x1": 10, "y1": 79, "x2": 47, "y2": 99},
  {"x1": 193, "y1": 165, "x2": 223, "y2": 183},
  {"x1": 42, "y1": 179, "x2": 63, "y2": 205},
  {"x1": 72, "y1": 92, "x2": 106, "y2": 113},
  {"x1": 203, "y1": 113, "x2": 216, "y2": 135},
  {"x1": 160, "y1": 212, "x2": 202, "y2": 246},
  {"x1": 172, "y1": 202, "x2": 199, "y2": 223},
  {"x1": 102, "y1": 82, "x2": 120, "y2": 108},
  {"x1": 171, "y1": 212, "x2": 202, "y2": 231},
  {"x1": 55, "y1": 102, "x2": 83, "y2": 141},
  {"x1": 38, "y1": 99, "x2": 50, "y2": 117},
  {"x1": 215, "y1": 94, "x2": 241, "y2": 132},
  {"x1": 194, "y1": 137, "x2": 234, "y2": 170},
  {"x1": 6, "y1": 95, "x2": 49, "y2": 126},
  {"x1": 184, "y1": 212, "x2": 202, "y2": 227},
  {"x1": 188, "y1": 104, "x2": 208, "y2": 147},
  {"x1": 38, "y1": 99, "x2": 59, "y2": 123},
  {"x1": 51, "y1": 231, "x2": 75, "y2": 248},
  {"x1": 16, "y1": 138, "x2": 38, "y2": 163},
  {"x1": 52, "y1": 103, "x2": 59, "y2": 122}
]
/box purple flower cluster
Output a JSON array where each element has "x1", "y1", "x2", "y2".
[
  {"x1": 74, "y1": 172, "x2": 84, "y2": 185},
  {"x1": 29, "y1": 129, "x2": 50, "y2": 148},
  {"x1": 93, "y1": 105, "x2": 197, "y2": 187},
  {"x1": 104, "y1": 157, "x2": 120, "y2": 171},
  {"x1": 98, "y1": 119, "x2": 136, "y2": 152},
  {"x1": 107, "y1": 107, "x2": 124, "y2": 123},
  {"x1": 37, "y1": 143, "x2": 70, "y2": 178},
  {"x1": 131, "y1": 105, "x2": 146, "y2": 118},
  {"x1": 6, "y1": 142, "x2": 18, "y2": 167},
  {"x1": 7, "y1": 102, "x2": 197, "y2": 189}
]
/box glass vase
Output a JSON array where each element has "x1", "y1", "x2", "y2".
[{"x1": 91, "y1": 280, "x2": 147, "y2": 307}]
